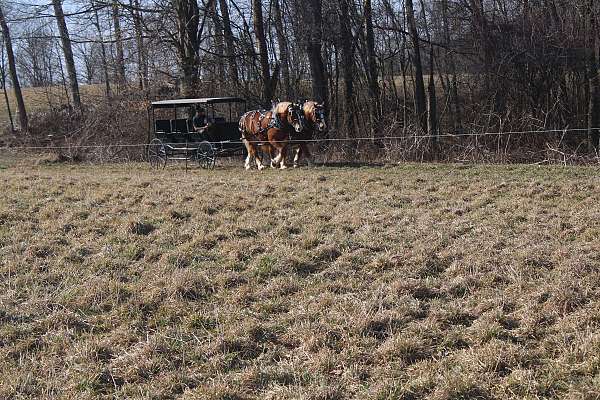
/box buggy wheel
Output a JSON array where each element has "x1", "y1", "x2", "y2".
[
  {"x1": 148, "y1": 138, "x2": 167, "y2": 169},
  {"x1": 197, "y1": 141, "x2": 216, "y2": 169}
]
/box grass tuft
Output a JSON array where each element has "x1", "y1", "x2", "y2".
[{"x1": 127, "y1": 220, "x2": 156, "y2": 235}]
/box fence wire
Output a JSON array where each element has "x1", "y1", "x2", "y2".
[{"x1": 0, "y1": 127, "x2": 596, "y2": 151}]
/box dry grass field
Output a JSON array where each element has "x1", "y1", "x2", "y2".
[
  {"x1": 0, "y1": 85, "x2": 106, "y2": 129},
  {"x1": 1, "y1": 158, "x2": 600, "y2": 399}
]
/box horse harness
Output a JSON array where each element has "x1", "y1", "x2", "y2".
[
  {"x1": 256, "y1": 110, "x2": 293, "y2": 143},
  {"x1": 241, "y1": 104, "x2": 305, "y2": 145}
]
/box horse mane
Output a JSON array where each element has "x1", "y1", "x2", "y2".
[
  {"x1": 303, "y1": 101, "x2": 317, "y2": 116},
  {"x1": 273, "y1": 101, "x2": 292, "y2": 116}
]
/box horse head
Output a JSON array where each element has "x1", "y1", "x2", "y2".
[
  {"x1": 304, "y1": 101, "x2": 327, "y2": 133},
  {"x1": 313, "y1": 103, "x2": 327, "y2": 133},
  {"x1": 286, "y1": 103, "x2": 305, "y2": 133}
]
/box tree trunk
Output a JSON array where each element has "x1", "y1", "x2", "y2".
[
  {"x1": 92, "y1": 1, "x2": 111, "y2": 100},
  {"x1": 364, "y1": 0, "x2": 380, "y2": 136},
  {"x1": 0, "y1": 6, "x2": 27, "y2": 131},
  {"x1": 129, "y1": 0, "x2": 148, "y2": 90},
  {"x1": 469, "y1": 0, "x2": 492, "y2": 92},
  {"x1": 52, "y1": 0, "x2": 82, "y2": 110},
  {"x1": 339, "y1": 0, "x2": 354, "y2": 137},
  {"x1": 418, "y1": 0, "x2": 437, "y2": 152},
  {"x1": 112, "y1": 0, "x2": 126, "y2": 86},
  {"x1": 174, "y1": 0, "x2": 200, "y2": 96},
  {"x1": 406, "y1": 0, "x2": 427, "y2": 133},
  {"x1": 441, "y1": 0, "x2": 460, "y2": 130},
  {"x1": 210, "y1": 0, "x2": 226, "y2": 83},
  {"x1": 428, "y1": 46, "x2": 438, "y2": 154},
  {"x1": 0, "y1": 50, "x2": 15, "y2": 132},
  {"x1": 252, "y1": 0, "x2": 277, "y2": 104},
  {"x1": 273, "y1": 0, "x2": 291, "y2": 99},
  {"x1": 218, "y1": 0, "x2": 239, "y2": 86},
  {"x1": 588, "y1": 0, "x2": 600, "y2": 150},
  {"x1": 382, "y1": 0, "x2": 407, "y2": 129},
  {"x1": 82, "y1": 51, "x2": 93, "y2": 85},
  {"x1": 306, "y1": 0, "x2": 327, "y2": 106},
  {"x1": 55, "y1": 42, "x2": 71, "y2": 109}
]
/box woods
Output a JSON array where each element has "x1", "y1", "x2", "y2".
[{"x1": 1, "y1": 0, "x2": 600, "y2": 159}]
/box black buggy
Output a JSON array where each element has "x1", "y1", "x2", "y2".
[{"x1": 147, "y1": 97, "x2": 246, "y2": 169}]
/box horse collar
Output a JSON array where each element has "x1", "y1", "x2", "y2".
[{"x1": 270, "y1": 114, "x2": 283, "y2": 129}]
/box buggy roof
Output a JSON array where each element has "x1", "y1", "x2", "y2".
[{"x1": 151, "y1": 97, "x2": 245, "y2": 108}]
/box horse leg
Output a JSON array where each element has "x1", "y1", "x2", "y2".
[
  {"x1": 270, "y1": 145, "x2": 279, "y2": 169},
  {"x1": 245, "y1": 138, "x2": 265, "y2": 170},
  {"x1": 279, "y1": 145, "x2": 288, "y2": 169},
  {"x1": 293, "y1": 144, "x2": 312, "y2": 167},
  {"x1": 303, "y1": 144, "x2": 313, "y2": 167},
  {"x1": 272, "y1": 146, "x2": 280, "y2": 168},
  {"x1": 293, "y1": 145, "x2": 301, "y2": 168},
  {"x1": 255, "y1": 147, "x2": 266, "y2": 170},
  {"x1": 271, "y1": 147, "x2": 282, "y2": 168},
  {"x1": 270, "y1": 142, "x2": 287, "y2": 169},
  {"x1": 267, "y1": 131, "x2": 282, "y2": 168},
  {"x1": 243, "y1": 139, "x2": 253, "y2": 170}
]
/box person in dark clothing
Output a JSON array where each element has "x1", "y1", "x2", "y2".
[{"x1": 192, "y1": 107, "x2": 212, "y2": 133}]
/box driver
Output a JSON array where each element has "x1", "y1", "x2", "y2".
[{"x1": 192, "y1": 107, "x2": 212, "y2": 133}]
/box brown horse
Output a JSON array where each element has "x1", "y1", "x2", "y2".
[
  {"x1": 239, "y1": 110, "x2": 269, "y2": 170},
  {"x1": 239, "y1": 102, "x2": 304, "y2": 170},
  {"x1": 291, "y1": 101, "x2": 327, "y2": 167},
  {"x1": 264, "y1": 101, "x2": 305, "y2": 169}
]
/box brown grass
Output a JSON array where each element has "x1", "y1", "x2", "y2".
[
  {"x1": 0, "y1": 84, "x2": 106, "y2": 129},
  {"x1": 1, "y1": 158, "x2": 600, "y2": 399}
]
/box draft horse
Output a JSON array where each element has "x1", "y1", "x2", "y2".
[
  {"x1": 239, "y1": 110, "x2": 269, "y2": 170},
  {"x1": 291, "y1": 101, "x2": 327, "y2": 167},
  {"x1": 239, "y1": 101, "x2": 305, "y2": 170}
]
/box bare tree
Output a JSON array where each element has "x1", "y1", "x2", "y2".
[
  {"x1": 16, "y1": 24, "x2": 55, "y2": 88},
  {"x1": 129, "y1": 0, "x2": 148, "y2": 90},
  {"x1": 440, "y1": 0, "x2": 460, "y2": 130},
  {"x1": 209, "y1": 0, "x2": 226, "y2": 82},
  {"x1": 406, "y1": 0, "x2": 427, "y2": 133},
  {"x1": 79, "y1": 42, "x2": 97, "y2": 84},
  {"x1": 0, "y1": 42, "x2": 14, "y2": 131},
  {"x1": 299, "y1": 0, "x2": 327, "y2": 105},
  {"x1": 338, "y1": 0, "x2": 355, "y2": 136},
  {"x1": 52, "y1": 0, "x2": 82, "y2": 110},
  {"x1": 364, "y1": 0, "x2": 380, "y2": 134},
  {"x1": 273, "y1": 0, "x2": 290, "y2": 99},
  {"x1": 174, "y1": 0, "x2": 200, "y2": 96},
  {"x1": 252, "y1": 0, "x2": 277, "y2": 103},
  {"x1": 0, "y1": 5, "x2": 27, "y2": 131},
  {"x1": 92, "y1": 1, "x2": 111, "y2": 100},
  {"x1": 588, "y1": 0, "x2": 600, "y2": 150},
  {"x1": 112, "y1": 0, "x2": 126, "y2": 86},
  {"x1": 419, "y1": 0, "x2": 437, "y2": 150},
  {"x1": 217, "y1": 0, "x2": 238, "y2": 86}
]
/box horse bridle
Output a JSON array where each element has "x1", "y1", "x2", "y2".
[
  {"x1": 287, "y1": 104, "x2": 305, "y2": 132},
  {"x1": 314, "y1": 106, "x2": 326, "y2": 127}
]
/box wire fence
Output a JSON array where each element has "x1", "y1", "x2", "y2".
[
  {"x1": 1, "y1": 127, "x2": 599, "y2": 167},
  {"x1": 0, "y1": 127, "x2": 597, "y2": 151}
]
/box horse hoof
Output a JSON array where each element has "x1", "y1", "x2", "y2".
[
  {"x1": 280, "y1": 165, "x2": 288, "y2": 170},
  {"x1": 245, "y1": 165, "x2": 251, "y2": 170},
  {"x1": 258, "y1": 165, "x2": 266, "y2": 171},
  {"x1": 293, "y1": 164, "x2": 299, "y2": 168}
]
